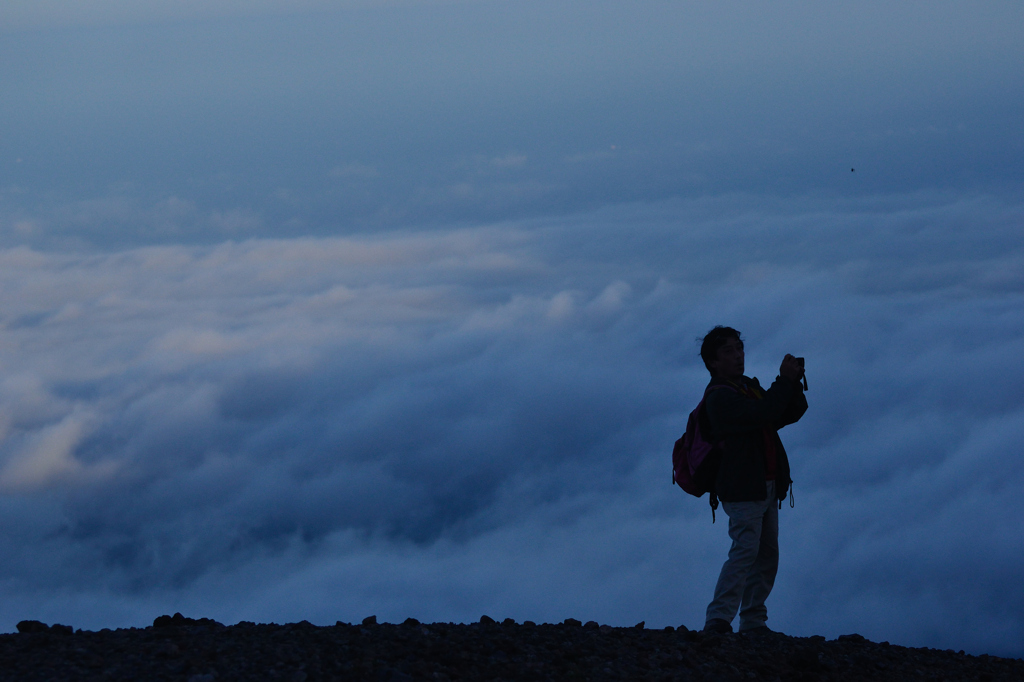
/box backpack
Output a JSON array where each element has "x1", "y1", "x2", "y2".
[{"x1": 672, "y1": 386, "x2": 732, "y2": 522}]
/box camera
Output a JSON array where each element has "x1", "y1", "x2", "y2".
[{"x1": 795, "y1": 357, "x2": 807, "y2": 390}]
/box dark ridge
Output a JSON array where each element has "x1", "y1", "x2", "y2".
[{"x1": 2, "y1": 615, "x2": 1021, "y2": 681}]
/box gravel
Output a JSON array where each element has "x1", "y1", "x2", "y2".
[{"x1": 1, "y1": 614, "x2": 1021, "y2": 681}]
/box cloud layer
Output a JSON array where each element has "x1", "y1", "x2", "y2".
[
  {"x1": 0, "y1": 191, "x2": 1022, "y2": 655},
  {"x1": 2, "y1": 0, "x2": 1023, "y2": 657}
]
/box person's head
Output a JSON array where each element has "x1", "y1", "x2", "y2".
[{"x1": 700, "y1": 326, "x2": 744, "y2": 379}]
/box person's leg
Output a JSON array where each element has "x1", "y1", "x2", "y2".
[
  {"x1": 705, "y1": 496, "x2": 769, "y2": 627},
  {"x1": 738, "y1": 481, "x2": 779, "y2": 631}
]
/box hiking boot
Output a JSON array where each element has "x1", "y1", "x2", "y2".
[{"x1": 702, "y1": 618, "x2": 732, "y2": 634}]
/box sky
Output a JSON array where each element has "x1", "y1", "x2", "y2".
[{"x1": 1, "y1": 0, "x2": 1023, "y2": 657}]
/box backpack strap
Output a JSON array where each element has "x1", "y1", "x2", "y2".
[
  {"x1": 776, "y1": 483, "x2": 796, "y2": 510},
  {"x1": 703, "y1": 383, "x2": 737, "y2": 397},
  {"x1": 703, "y1": 383, "x2": 733, "y2": 523}
]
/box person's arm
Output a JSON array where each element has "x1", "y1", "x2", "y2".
[
  {"x1": 775, "y1": 379, "x2": 807, "y2": 429},
  {"x1": 774, "y1": 354, "x2": 807, "y2": 429},
  {"x1": 705, "y1": 378, "x2": 799, "y2": 435},
  {"x1": 706, "y1": 354, "x2": 806, "y2": 434}
]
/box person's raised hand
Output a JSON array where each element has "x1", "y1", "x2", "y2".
[{"x1": 780, "y1": 354, "x2": 804, "y2": 383}]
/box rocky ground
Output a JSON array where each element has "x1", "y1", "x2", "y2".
[{"x1": 1, "y1": 614, "x2": 1021, "y2": 681}]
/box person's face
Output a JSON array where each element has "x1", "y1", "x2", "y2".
[{"x1": 710, "y1": 337, "x2": 744, "y2": 379}]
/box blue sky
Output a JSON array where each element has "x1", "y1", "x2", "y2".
[{"x1": 1, "y1": 0, "x2": 1023, "y2": 656}]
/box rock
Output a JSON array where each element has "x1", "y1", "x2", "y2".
[
  {"x1": 157, "y1": 641, "x2": 181, "y2": 657},
  {"x1": 16, "y1": 621, "x2": 49, "y2": 634},
  {"x1": 186, "y1": 674, "x2": 216, "y2": 682},
  {"x1": 362, "y1": 615, "x2": 377, "y2": 626},
  {"x1": 154, "y1": 613, "x2": 220, "y2": 628},
  {"x1": 479, "y1": 615, "x2": 495, "y2": 625},
  {"x1": 3, "y1": 615, "x2": 1022, "y2": 681}
]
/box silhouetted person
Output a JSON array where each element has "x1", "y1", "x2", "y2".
[{"x1": 699, "y1": 326, "x2": 807, "y2": 634}]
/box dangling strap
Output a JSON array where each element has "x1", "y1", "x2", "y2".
[
  {"x1": 778, "y1": 481, "x2": 794, "y2": 507},
  {"x1": 710, "y1": 492, "x2": 719, "y2": 523}
]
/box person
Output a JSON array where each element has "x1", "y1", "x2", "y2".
[{"x1": 698, "y1": 326, "x2": 807, "y2": 635}]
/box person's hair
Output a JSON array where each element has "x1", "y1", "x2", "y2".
[{"x1": 699, "y1": 326, "x2": 742, "y2": 376}]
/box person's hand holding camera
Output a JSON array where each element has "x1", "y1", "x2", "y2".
[{"x1": 780, "y1": 354, "x2": 805, "y2": 387}]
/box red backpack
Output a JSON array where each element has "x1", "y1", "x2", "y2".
[{"x1": 672, "y1": 386, "x2": 733, "y2": 522}]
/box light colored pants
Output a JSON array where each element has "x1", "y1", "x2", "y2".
[{"x1": 705, "y1": 480, "x2": 779, "y2": 631}]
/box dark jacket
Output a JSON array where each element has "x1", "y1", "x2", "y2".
[{"x1": 704, "y1": 374, "x2": 807, "y2": 503}]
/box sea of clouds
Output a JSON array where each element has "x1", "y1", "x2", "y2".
[{"x1": 0, "y1": 190, "x2": 1021, "y2": 655}]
